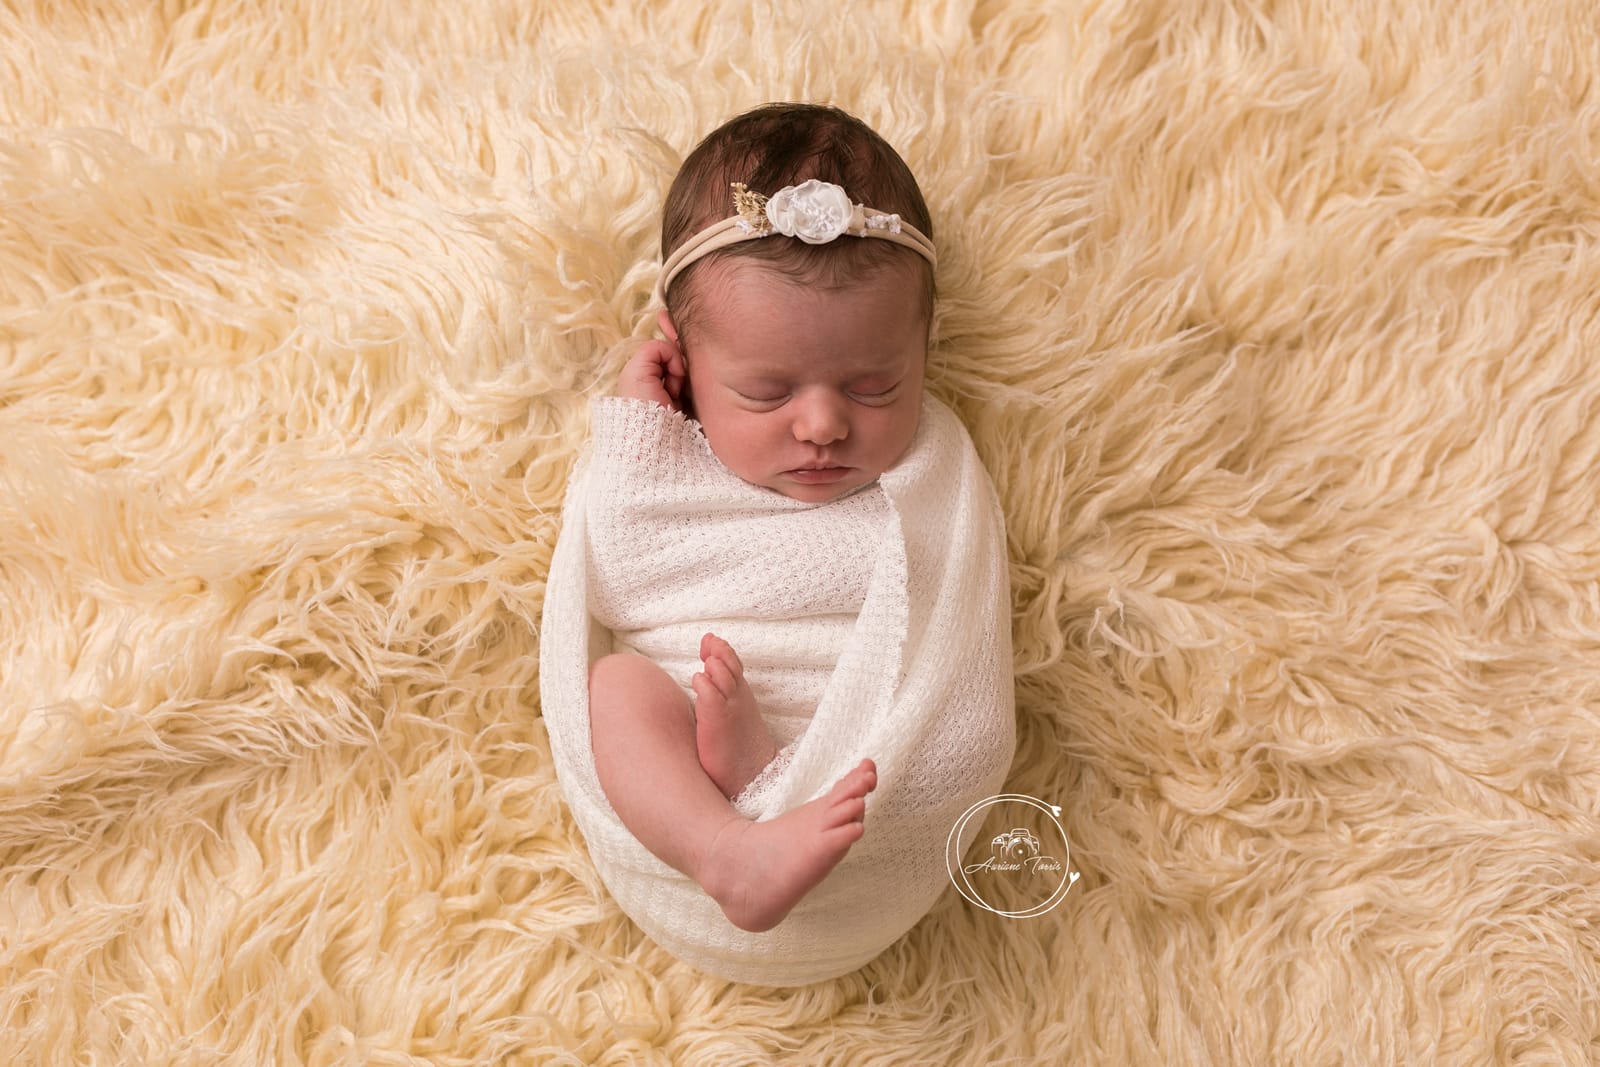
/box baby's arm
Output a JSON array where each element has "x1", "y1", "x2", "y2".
[{"x1": 618, "y1": 338, "x2": 687, "y2": 411}]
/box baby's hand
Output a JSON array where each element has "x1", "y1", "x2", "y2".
[{"x1": 618, "y1": 338, "x2": 687, "y2": 411}]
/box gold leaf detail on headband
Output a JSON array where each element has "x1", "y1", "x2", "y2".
[{"x1": 731, "y1": 183, "x2": 772, "y2": 235}]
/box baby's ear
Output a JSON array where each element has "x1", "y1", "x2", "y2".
[{"x1": 657, "y1": 309, "x2": 680, "y2": 344}]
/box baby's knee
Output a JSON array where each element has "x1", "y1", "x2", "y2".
[{"x1": 588, "y1": 653, "x2": 685, "y2": 718}]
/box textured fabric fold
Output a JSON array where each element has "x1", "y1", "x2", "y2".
[{"x1": 539, "y1": 393, "x2": 1015, "y2": 985}]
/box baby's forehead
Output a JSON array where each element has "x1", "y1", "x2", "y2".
[
  {"x1": 704, "y1": 254, "x2": 927, "y2": 305},
  {"x1": 719, "y1": 351, "x2": 910, "y2": 379}
]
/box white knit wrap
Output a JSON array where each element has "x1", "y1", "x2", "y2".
[{"x1": 539, "y1": 394, "x2": 1015, "y2": 985}]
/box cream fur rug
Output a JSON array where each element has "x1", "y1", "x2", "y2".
[{"x1": 3, "y1": 1, "x2": 1598, "y2": 1062}]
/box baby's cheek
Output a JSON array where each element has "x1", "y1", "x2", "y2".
[
  {"x1": 883, "y1": 414, "x2": 921, "y2": 471},
  {"x1": 700, "y1": 414, "x2": 758, "y2": 474}
]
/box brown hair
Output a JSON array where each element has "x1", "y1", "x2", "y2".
[{"x1": 660, "y1": 103, "x2": 935, "y2": 341}]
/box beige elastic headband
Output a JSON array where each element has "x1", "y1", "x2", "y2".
[{"x1": 654, "y1": 179, "x2": 937, "y2": 306}]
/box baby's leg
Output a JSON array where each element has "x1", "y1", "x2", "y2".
[
  {"x1": 691, "y1": 632, "x2": 778, "y2": 799},
  {"x1": 588, "y1": 652, "x2": 877, "y2": 932}
]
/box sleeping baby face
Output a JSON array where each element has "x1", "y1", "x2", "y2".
[{"x1": 671, "y1": 258, "x2": 929, "y2": 504}]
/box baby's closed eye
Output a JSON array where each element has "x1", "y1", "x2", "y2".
[
  {"x1": 734, "y1": 388, "x2": 790, "y2": 407},
  {"x1": 729, "y1": 377, "x2": 901, "y2": 408},
  {"x1": 845, "y1": 378, "x2": 903, "y2": 404}
]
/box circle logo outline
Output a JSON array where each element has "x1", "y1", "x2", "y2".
[{"x1": 945, "y1": 793, "x2": 1079, "y2": 918}]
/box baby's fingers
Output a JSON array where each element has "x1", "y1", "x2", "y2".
[
  {"x1": 628, "y1": 340, "x2": 675, "y2": 379},
  {"x1": 659, "y1": 342, "x2": 687, "y2": 403},
  {"x1": 618, "y1": 340, "x2": 681, "y2": 408}
]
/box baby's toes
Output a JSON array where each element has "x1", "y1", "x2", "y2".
[
  {"x1": 700, "y1": 632, "x2": 745, "y2": 674},
  {"x1": 691, "y1": 671, "x2": 723, "y2": 711},
  {"x1": 705, "y1": 652, "x2": 743, "y2": 697},
  {"x1": 833, "y1": 759, "x2": 877, "y2": 800}
]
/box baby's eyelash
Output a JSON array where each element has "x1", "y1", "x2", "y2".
[{"x1": 732, "y1": 383, "x2": 899, "y2": 405}]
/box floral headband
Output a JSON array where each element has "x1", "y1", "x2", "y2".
[{"x1": 653, "y1": 179, "x2": 937, "y2": 306}]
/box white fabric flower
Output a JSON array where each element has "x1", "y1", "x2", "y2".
[{"x1": 764, "y1": 180, "x2": 855, "y2": 244}]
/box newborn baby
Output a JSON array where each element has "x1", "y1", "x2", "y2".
[{"x1": 540, "y1": 102, "x2": 1015, "y2": 984}]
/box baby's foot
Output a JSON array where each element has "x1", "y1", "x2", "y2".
[
  {"x1": 699, "y1": 759, "x2": 878, "y2": 932},
  {"x1": 691, "y1": 632, "x2": 779, "y2": 799}
]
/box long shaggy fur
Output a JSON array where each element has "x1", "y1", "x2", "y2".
[{"x1": 3, "y1": 0, "x2": 1598, "y2": 1062}]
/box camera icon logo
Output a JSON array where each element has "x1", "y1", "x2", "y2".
[
  {"x1": 946, "y1": 795, "x2": 1079, "y2": 918},
  {"x1": 991, "y1": 827, "x2": 1041, "y2": 860}
]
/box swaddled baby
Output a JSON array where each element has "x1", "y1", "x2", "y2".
[{"x1": 540, "y1": 103, "x2": 1015, "y2": 984}]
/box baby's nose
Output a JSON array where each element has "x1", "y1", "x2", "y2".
[{"x1": 792, "y1": 391, "x2": 849, "y2": 445}]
